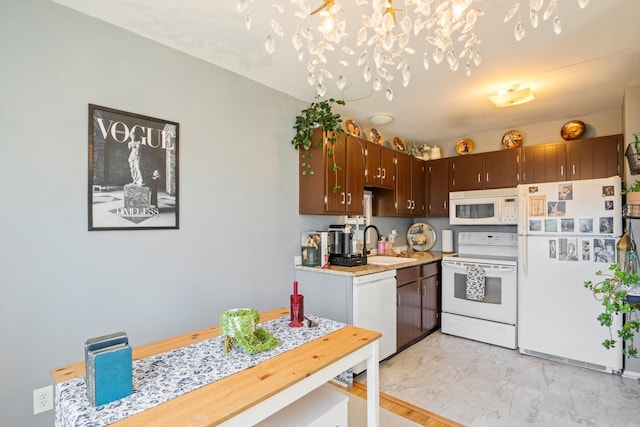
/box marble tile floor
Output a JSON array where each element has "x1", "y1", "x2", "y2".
[{"x1": 357, "y1": 331, "x2": 640, "y2": 426}]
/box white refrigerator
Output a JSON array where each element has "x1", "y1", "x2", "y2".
[{"x1": 517, "y1": 176, "x2": 623, "y2": 373}]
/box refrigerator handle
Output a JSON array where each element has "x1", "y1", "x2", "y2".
[
  {"x1": 517, "y1": 185, "x2": 528, "y2": 277},
  {"x1": 522, "y1": 234, "x2": 528, "y2": 276},
  {"x1": 518, "y1": 186, "x2": 528, "y2": 233}
]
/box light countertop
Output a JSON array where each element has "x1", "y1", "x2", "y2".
[{"x1": 295, "y1": 251, "x2": 448, "y2": 277}]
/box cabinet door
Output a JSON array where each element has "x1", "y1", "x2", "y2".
[
  {"x1": 326, "y1": 137, "x2": 364, "y2": 214},
  {"x1": 522, "y1": 143, "x2": 567, "y2": 184},
  {"x1": 380, "y1": 146, "x2": 396, "y2": 188},
  {"x1": 299, "y1": 128, "x2": 330, "y2": 215},
  {"x1": 397, "y1": 282, "x2": 421, "y2": 350},
  {"x1": 345, "y1": 137, "x2": 365, "y2": 215},
  {"x1": 364, "y1": 141, "x2": 381, "y2": 187},
  {"x1": 566, "y1": 134, "x2": 622, "y2": 180},
  {"x1": 411, "y1": 157, "x2": 426, "y2": 216},
  {"x1": 395, "y1": 152, "x2": 413, "y2": 216},
  {"x1": 450, "y1": 154, "x2": 484, "y2": 191},
  {"x1": 483, "y1": 149, "x2": 519, "y2": 189},
  {"x1": 421, "y1": 275, "x2": 439, "y2": 333},
  {"x1": 325, "y1": 135, "x2": 348, "y2": 213},
  {"x1": 427, "y1": 158, "x2": 449, "y2": 217}
]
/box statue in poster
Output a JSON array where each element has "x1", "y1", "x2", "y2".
[{"x1": 128, "y1": 131, "x2": 143, "y2": 186}]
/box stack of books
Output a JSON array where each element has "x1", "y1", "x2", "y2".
[{"x1": 84, "y1": 331, "x2": 132, "y2": 406}]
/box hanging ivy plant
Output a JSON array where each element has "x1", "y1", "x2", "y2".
[
  {"x1": 292, "y1": 98, "x2": 345, "y2": 192},
  {"x1": 292, "y1": 97, "x2": 345, "y2": 151}
]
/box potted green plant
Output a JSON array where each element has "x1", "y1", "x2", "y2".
[
  {"x1": 220, "y1": 308, "x2": 280, "y2": 354},
  {"x1": 584, "y1": 263, "x2": 640, "y2": 358},
  {"x1": 622, "y1": 180, "x2": 640, "y2": 206},
  {"x1": 292, "y1": 97, "x2": 345, "y2": 151},
  {"x1": 292, "y1": 97, "x2": 345, "y2": 192}
]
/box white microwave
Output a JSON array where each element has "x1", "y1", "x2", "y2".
[{"x1": 449, "y1": 188, "x2": 518, "y2": 225}]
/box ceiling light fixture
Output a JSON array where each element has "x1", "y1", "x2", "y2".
[
  {"x1": 489, "y1": 85, "x2": 535, "y2": 107},
  {"x1": 235, "y1": 0, "x2": 588, "y2": 101},
  {"x1": 369, "y1": 113, "x2": 394, "y2": 126}
]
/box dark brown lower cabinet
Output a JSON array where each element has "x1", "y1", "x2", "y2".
[{"x1": 396, "y1": 262, "x2": 440, "y2": 351}]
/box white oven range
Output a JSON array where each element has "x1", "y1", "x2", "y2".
[{"x1": 441, "y1": 232, "x2": 518, "y2": 349}]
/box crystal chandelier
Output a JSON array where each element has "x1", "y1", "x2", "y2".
[{"x1": 236, "y1": 0, "x2": 589, "y2": 101}]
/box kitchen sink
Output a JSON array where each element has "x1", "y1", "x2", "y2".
[{"x1": 367, "y1": 256, "x2": 418, "y2": 266}]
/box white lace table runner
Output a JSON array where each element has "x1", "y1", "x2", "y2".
[{"x1": 55, "y1": 315, "x2": 348, "y2": 427}]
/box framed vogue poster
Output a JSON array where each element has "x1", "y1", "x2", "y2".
[{"x1": 88, "y1": 104, "x2": 179, "y2": 230}]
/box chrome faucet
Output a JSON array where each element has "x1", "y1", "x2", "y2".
[{"x1": 363, "y1": 225, "x2": 381, "y2": 261}]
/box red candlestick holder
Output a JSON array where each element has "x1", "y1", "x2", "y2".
[
  {"x1": 289, "y1": 281, "x2": 304, "y2": 327},
  {"x1": 289, "y1": 294, "x2": 304, "y2": 327}
]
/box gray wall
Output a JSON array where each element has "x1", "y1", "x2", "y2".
[
  {"x1": 0, "y1": 1, "x2": 349, "y2": 425},
  {"x1": 0, "y1": 1, "x2": 627, "y2": 426}
]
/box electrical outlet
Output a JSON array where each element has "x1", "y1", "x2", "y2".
[{"x1": 33, "y1": 385, "x2": 53, "y2": 414}]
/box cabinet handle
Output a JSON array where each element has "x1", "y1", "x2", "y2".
[
  {"x1": 377, "y1": 167, "x2": 382, "y2": 178},
  {"x1": 381, "y1": 168, "x2": 386, "y2": 179},
  {"x1": 422, "y1": 285, "x2": 426, "y2": 296},
  {"x1": 560, "y1": 165, "x2": 564, "y2": 176},
  {"x1": 341, "y1": 192, "x2": 346, "y2": 205},
  {"x1": 444, "y1": 200, "x2": 447, "y2": 209},
  {"x1": 486, "y1": 172, "x2": 489, "y2": 183},
  {"x1": 572, "y1": 164, "x2": 576, "y2": 176},
  {"x1": 347, "y1": 193, "x2": 352, "y2": 205},
  {"x1": 477, "y1": 173, "x2": 481, "y2": 183},
  {"x1": 397, "y1": 294, "x2": 401, "y2": 306},
  {"x1": 416, "y1": 285, "x2": 421, "y2": 294}
]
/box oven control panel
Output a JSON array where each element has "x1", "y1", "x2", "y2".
[{"x1": 456, "y1": 232, "x2": 519, "y2": 259}]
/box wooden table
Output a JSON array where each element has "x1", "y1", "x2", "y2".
[{"x1": 52, "y1": 308, "x2": 381, "y2": 426}]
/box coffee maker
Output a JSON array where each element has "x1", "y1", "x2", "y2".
[{"x1": 327, "y1": 224, "x2": 366, "y2": 267}]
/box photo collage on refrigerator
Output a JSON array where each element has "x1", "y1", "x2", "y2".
[{"x1": 526, "y1": 182, "x2": 616, "y2": 263}]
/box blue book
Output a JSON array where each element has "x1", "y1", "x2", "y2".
[{"x1": 91, "y1": 344, "x2": 132, "y2": 406}]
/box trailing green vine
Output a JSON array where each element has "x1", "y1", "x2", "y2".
[
  {"x1": 584, "y1": 264, "x2": 640, "y2": 358},
  {"x1": 292, "y1": 97, "x2": 345, "y2": 192},
  {"x1": 220, "y1": 308, "x2": 280, "y2": 355}
]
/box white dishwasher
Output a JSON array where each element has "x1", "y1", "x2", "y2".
[
  {"x1": 352, "y1": 270, "x2": 397, "y2": 373},
  {"x1": 295, "y1": 268, "x2": 397, "y2": 374}
]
